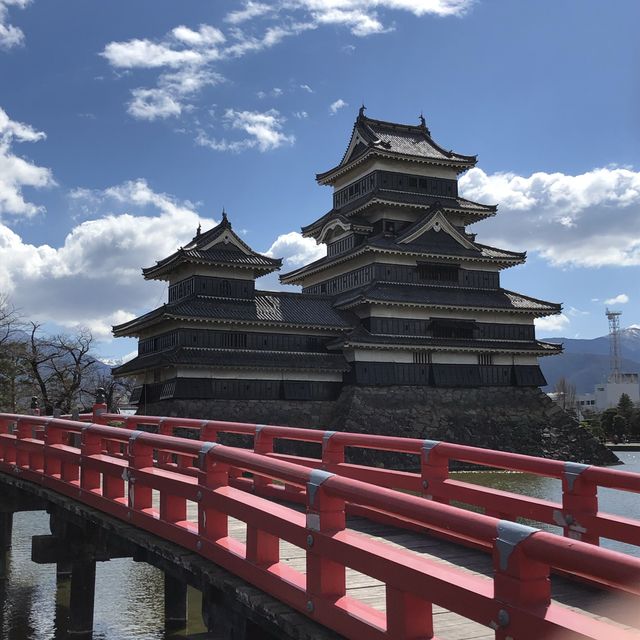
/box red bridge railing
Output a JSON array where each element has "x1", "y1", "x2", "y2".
[
  {"x1": 1, "y1": 411, "x2": 639, "y2": 640},
  {"x1": 91, "y1": 410, "x2": 640, "y2": 552}
]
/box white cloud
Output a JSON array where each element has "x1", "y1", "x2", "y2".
[
  {"x1": 128, "y1": 88, "x2": 183, "y2": 120},
  {"x1": 227, "y1": 1, "x2": 471, "y2": 36},
  {"x1": 225, "y1": 2, "x2": 274, "y2": 24},
  {"x1": 102, "y1": 2, "x2": 472, "y2": 127},
  {"x1": 0, "y1": 107, "x2": 55, "y2": 218},
  {"x1": 0, "y1": 0, "x2": 31, "y2": 49},
  {"x1": 197, "y1": 109, "x2": 294, "y2": 153},
  {"x1": 293, "y1": 110, "x2": 308, "y2": 119},
  {"x1": 0, "y1": 180, "x2": 215, "y2": 340},
  {"x1": 535, "y1": 313, "x2": 570, "y2": 335},
  {"x1": 329, "y1": 98, "x2": 348, "y2": 115},
  {"x1": 265, "y1": 231, "x2": 325, "y2": 268},
  {"x1": 604, "y1": 294, "x2": 629, "y2": 306},
  {"x1": 460, "y1": 166, "x2": 640, "y2": 267}
]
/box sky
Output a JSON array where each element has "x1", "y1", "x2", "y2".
[{"x1": 1, "y1": 0, "x2": 639, "y2": 363}]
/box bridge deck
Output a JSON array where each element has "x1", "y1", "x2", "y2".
[{"x1": 219, "y1": 504, "x2": 638, "y2": 639}]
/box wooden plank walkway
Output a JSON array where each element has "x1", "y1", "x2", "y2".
[{"x1": 176, "y1": 495, "x2": 638, "y2": 639}]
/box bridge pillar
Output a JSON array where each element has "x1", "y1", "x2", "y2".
[
  {"x1": 0, "y1": 512, "x2": 12, "y2": 580},
  {"x1": 202, "y1": 584, "x2": 257, "y2": 640},
  {"x1": 68, "y1": 558, "x2": 96, "y2": 638},
  {"x1": 164, "y1": 572, "x2": 187, "y2": 630}
]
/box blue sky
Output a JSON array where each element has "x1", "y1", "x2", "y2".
[{"x1": 1, "y1": 0, "x2": 639, "y2": 362}]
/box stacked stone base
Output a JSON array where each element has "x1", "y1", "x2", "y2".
[{"x1": 140, "y1": 385, "x2": 618, "y2": 467}]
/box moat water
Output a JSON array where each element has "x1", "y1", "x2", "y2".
[{"x1": 1, "y1": 451, "x2": 638, "y2": 640}]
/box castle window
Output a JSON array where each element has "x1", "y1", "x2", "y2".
[
  {"x1": 478, "y1": 354, "x2": 493, "y2": 366},
  {"x1": 413, "y1": 352, "x2": 432, "y2": 364},
  {"x1": 430, "y1": 318, "x2": 475, "y2": 340},
  {"x1": 418, "y1": 263, "x2": 459, "y2": 283},
  {"x1": 221, "y1": 280, "x2": 231, "y2": 296}
]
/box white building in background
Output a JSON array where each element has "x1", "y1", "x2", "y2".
[{"x1": 593, "y1": 373, "x2": 640, "y2": 410}]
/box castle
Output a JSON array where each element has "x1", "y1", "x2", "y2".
[{"x1": 113, "y1": 110, "x2": 614, "y2": 465}]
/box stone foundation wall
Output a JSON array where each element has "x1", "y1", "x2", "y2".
[{"x1": 139, "y1": 385, "x2": 617, "y2": 467}]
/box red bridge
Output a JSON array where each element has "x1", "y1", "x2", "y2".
[{"x1": 1, "y1": 402, "x2": 639, "y2": 639}]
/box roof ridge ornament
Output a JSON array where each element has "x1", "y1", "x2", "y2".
[
  {"x1": 419, "y1": 112, "x2": 431, "y2": 136},
  {"x1": 221, "y1": 208, "x2": 231, "y2": 228},
  {"x1": 358, "y1": 104, "x2": 366, "y2": 119}
]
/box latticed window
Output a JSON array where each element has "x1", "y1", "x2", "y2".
[
  {"x1": 418, "y1": 263, "x2": 459, "y2": 283},
  {"x1": 413, "y1": 352, "x2": 432, "y2": 364},
  {"x1": 478, "y1": 354, "x2": 493, "y2": 366}
]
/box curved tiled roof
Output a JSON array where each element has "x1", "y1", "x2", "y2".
[
  {"x1": 143, "y1": 214, "x2": 281, "y2": 280},
  {"x1": 301, "y1": 191, "x2": 496, "y2": 239},
  {"x1": 317, "y1": 112, "x2": 477, "y2": 183},
  {"x1": 334, "y1": 284, "x2": 561, "y2": 316},
  {"x1": 113, "y1": 292, "x2": 353, "y2": 337},
  {"x1": 328, "y1": 327, "x2": 562, "y2": 355},
  {"x1": 112, "y1": 346, "x2": 349, "y2": 376},
  {"x1": 280, "y1": 235, "x2": 524, "y2": 284}
]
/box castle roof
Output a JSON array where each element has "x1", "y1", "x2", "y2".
[
  {"x1": 317, "y1": 110, "x2": 477, "y2": 185},
  {"x1": 112, "y1": 346, "x2": 349, "y2": 377},
  {"x1": 334, "y1": 284, "x2": 561, "y2": 317},
  {"x1": 113, "y1": 291, "x2": 354, "y2": 337},
  {"x1": 143, "y1": 213, "x2": 282, "y2": 280},
  {"x1": 280, "y1": 230, "x2": 525, "y2": 285},
  {"x1": 327, "y1": 326, "x2": 562, "y2": 356},
  {"x1": 302, "y1": 191, "x2": 496, "y2": 240}
]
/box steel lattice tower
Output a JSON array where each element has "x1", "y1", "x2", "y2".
[{"x1": 606, "y1": 308, "x2": 622, "y2": 383}]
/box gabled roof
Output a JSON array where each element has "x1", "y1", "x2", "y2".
[
  {"x1": 113, "y1": 292, "x2": 354, "y2": 337},
  {"x1": 142, "y1": 212, "x2": 282, "y2": 280},
  {"x1": 396, "y1": 209, "x2": 478, "y2": 249},
  {"x1": 280, "y1": 232, "x2": 525, "y2": 284},
  {"x1": 301, "y1": 191, "x2": 496, "y2": 240},
  {"x1": 317, "y1": 110, "x2": 477, "y2": 185},
  {"x1": 333, "y1": 284, "x2": 561, "y2": 317}
]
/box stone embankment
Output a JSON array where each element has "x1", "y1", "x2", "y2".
[{"x1": 146, "y1": 386, "x2": 618, "y2": 468}]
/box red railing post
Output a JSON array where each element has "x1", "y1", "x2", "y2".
[
  {"x1": 305, "y1": 471, "x2": 345, "y2": 614},
  {"x1": 198, "y1": 443, "x2": 229, "y2": 541},
  {"x1": 253, "y1": 426, "x2": 274, "y2": 494},
  {"x1": 420, "y1": 440, "x2": 448, "y2": 502},
  {"x1": 127, "y1": 432, "x2": 154, "y2": 514},
  {"x1": 321, "y1": 431, "x2": 344, "y2": 472},
  {"x1": 81, "y1": 427, "x2": 103, "y2": 494},
  {"x1": 386, "y1": 587, "x2": 434, "y2": 640},
  {"x1": 492, "y1": 521, "x2": 550, "y2": 639},
  {"x1": 15, "y1": 418, "x2": 30, "y2": 470},
  {"x1": 561, "y1": 463, "x2": 599, "y2": 545}
]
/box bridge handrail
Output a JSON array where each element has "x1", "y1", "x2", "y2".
[
  {"x1": 92, "y1": 411, "x2": 640, "y2": 548},
  {"x1": 1, "y1": 413, "x2": 640, "y2": 639}
]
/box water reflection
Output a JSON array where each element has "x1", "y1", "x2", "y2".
[{"x1": 1, "y1": 511, "x2": 205, "y2": 640}]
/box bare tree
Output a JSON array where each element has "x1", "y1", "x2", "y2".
[
  {"x1": 554, "y1": 377, "x2": 577, "y2": 412},
  {"x1": 0, "y1": 294, "x2": 27, "y2": 411},
  {"x1": 88, "y1": 372, "x2": 136, "y2": 413},
  {"x1": 22, "y1": 323, "x2": 99, "y2": 414},
  {"x1": 0, "y1": 293, "x2": 19, "y2": 347}
]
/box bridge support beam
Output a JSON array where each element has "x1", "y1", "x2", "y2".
[
  {"x1": 68, "y1": 558, "x2": 96, "y2": 638},
  {"x1": 164, "y1": 572, "x2": 188, "y2": 631}
]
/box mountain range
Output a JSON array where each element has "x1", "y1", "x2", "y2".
[{"x1": 540, "y1": 327, "x2": 640, "y2": 393}]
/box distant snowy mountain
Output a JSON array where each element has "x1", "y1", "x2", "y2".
[{"x1": 540, "y1": 327, "x2": 640, "y2": 393}]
